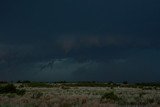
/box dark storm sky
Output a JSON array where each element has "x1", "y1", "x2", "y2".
[{"x1": 0, "y1": 0, "x2": 160, "y2": 82}]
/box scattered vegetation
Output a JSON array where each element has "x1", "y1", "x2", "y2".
[
  {"x1": 24, "y1": 82, "x2": 53, "y2": 88},
  {"x1": 0, "y1": 81, "x2": 160, "y2": 106}
]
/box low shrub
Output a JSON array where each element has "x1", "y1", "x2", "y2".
[
  {"x1": 7, "y1": 93, "x2": 16, "y2": 98},
  {"x1": 61, "y1": 85, "x2": 70, "y2": 90}
]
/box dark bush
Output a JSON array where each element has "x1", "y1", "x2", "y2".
[
  {"x1": 26, "y1": 82, "x2": 52, "y2": 88},
  {"x1": 17, "y1": 80, "x2": 31, "y2": 83},
  {"x1": 0, "y1": 84, "x2": 26, "y2": 96},
  {"x1": 0, "y1": 84, "x2": 17, "y2": 93},
  {"x1": 16, "y1": 89, "x2": 26, "y2": 96},
  {"x1": 123, "y1": 81, "x2": 128, "y2": 84},
  {"x1": 19, "y1": 84, "x2": 24, "y2": 88},
  {"x1": 31, "y1": 92, "x2": 43, "y2": 99},
  {"x1": 101, "y1": 92, "x2": 119, "y2": 103}
]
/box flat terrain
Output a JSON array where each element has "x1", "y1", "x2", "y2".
[{"x1": 0, "y1": 83, "x2": 160, "y2": 107}]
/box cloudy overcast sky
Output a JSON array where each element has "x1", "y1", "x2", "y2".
[{"x1": 0, "y1": 0, "x2": 160, "y2": 82}]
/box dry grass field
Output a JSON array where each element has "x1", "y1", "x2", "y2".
[{"x1": 0, "y1": 82, "x2": 160, "y2": 107}]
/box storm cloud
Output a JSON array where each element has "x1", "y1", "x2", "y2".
[{"x1": 0, "y1": 0, "x2": 160, "y2": 82}]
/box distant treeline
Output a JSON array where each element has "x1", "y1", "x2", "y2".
[{"x1": 1, "y1": 80, "x2": 160, "y2": 88}]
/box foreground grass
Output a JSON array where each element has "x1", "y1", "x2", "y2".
[{"x1": 0, "y1": 83, "x2": 160, "y2": 107}]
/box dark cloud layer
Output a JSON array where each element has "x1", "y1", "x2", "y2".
[{"x1": 0, "y1": 0, "x2": 160, "y2": 82}]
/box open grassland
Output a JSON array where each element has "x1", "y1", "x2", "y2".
[{"x1": 0, "y1": 82, "x2": 160, "y2": 107}]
